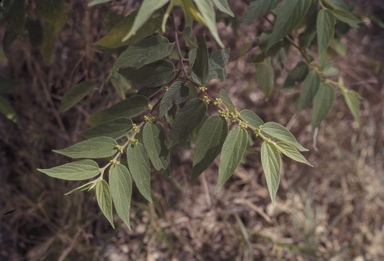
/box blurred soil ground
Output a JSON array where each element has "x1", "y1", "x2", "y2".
[{"x1": 1, "y1": 0, "x2": 384, "y2": 260}]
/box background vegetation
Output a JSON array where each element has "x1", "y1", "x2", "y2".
[{"x1": 1, "y1": 0, "x2": 384, "y2": 260}]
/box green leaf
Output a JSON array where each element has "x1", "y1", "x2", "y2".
[
  {"x1": 38, "y1": 160, "x2": 100, "y2": 180},
  {"x1": 333, "y1": 10, "x2": 362, "y2": 29},
  {"x1": 3, "y1": 25, "x2": 17, "y2": 51},
  {"x1": 255, "y1": 58, "x2": 274, "y2": 100},
  {"x1": 178, "y1": 0, "x2": 206, "y2": 25},
  {"x1": 109, "y1": 164, "x2": 132, "y2": 229},
  {"x1": 41, "y1": 22, "x2": 55, "y2": 65},
  {"x1": 168, "y1": 98, "x2": 207, "y2": 148},
  {"x1": 111, "y1": 36, "x2": 173, "y2": 75},
  {"x1": 297, "y1": 71, "x2": 321, "y2": 114},
  {"x1": 96, "y1": 180, "x2": 115, "y2": 228},
  {"x1": 127, "y1": 143, "x2": 152, "y2": 203},
  {"x1": 122, "y1": 0, "x2": 169, "y2": 42},
  {"x1": 65, "y1": 181, "x2": 96, "y2": 195},
  {"x1": 207, "y1": 48, "x2": 230, "y2": 82},
  {"x1": 0, "y1": 48, "x2": 7, "y2": 62},
  {"x1": 242, "y1": 0, "x2": 281, "y2": 25},
  {"x1": 34, "y1": 0, "x2": 64, "y2": 24},
  {"x1": 88, "y1": 0, "x2": 113, "y2": 7},
  {"x1": 136, "y1": 86, "x2": 163, "y2": 98},
  {"x1": 192, "y1": 36, "x2": 210, "y2": 86},
  {"x1": 324, "y1": 0, "x2": 349, "y2": 12},
  {"x1": 343, "y1": 90, "x2": 360, "y2": 126},
  {"x1": 212, "y1": 0, "x2": 234, "y2": 17},
  {"x1": 282, "y1": 61, "x2": 309, "y2": 91},
  {"x1": 311, "y1": 83, "x2": 335, "y2": 130},
  {"x1": 53, "y1": 137, "x2": 118, "y2": 159},
  {"x1": 159, "y1": 81, "x2": 189, "y2": 117},
  {"x1": 317, "y1": 9, "x2": 335, "y2": 56},
  {"x1": 215, "y1": 127, "x2": 248, "y2": 193},
  {"x1": 26, "y1": 18, "x2": 43, "y2": 48},
  {"x1": 194, "y1": 0, "x2": 225, "y2": 48},
  {"x1": 267, "y1": 0, "x2": 311, "y2": 50},
  {"x1": 118, "y1": 60, "x2": 176, "y2": 88},
  {"x1": 102, "y1": 11, "x2": 124, "y2": 24},
  {"x1": 219, "y1": 89, "x2": 235, "y2": 112},
  {"x1": 94, "y1": 9, "x2": 163, "y2": 49},
  {"x1": 1, "y1": 0, "x2": 25, "y2": 36},
  {"x1": 86, "y1": 95, "x2": 148, "y2": 126},
  {"x1": 0, "y1": 76, "x2": 21, "y2": 93},
  {"x1": 262, "y1": 122, "x2": 308, "y2": 151},
  {"x1": 165, "y1": 103, "x2": 192, "y2": 150},
  {"x1": 239, "y1": 109, "x2": 264, "y2": 128},
  {"x1": 59, "y1": 81, "x2": 95, "y2": 112},
  {"x1": 183, "y1": 26, "x2": 198, "y2": 49},
  {"x1": 191, "y1": 115, "x2": 228, "y2": 183},
  {"x1": 261, "y1": 141, "x2": 281, "y2": 205},
  {"x1": 110, "y1": 72, "x2": 131, "y2": 99},
  {"x1": 79, "y1": 118, "x2": 133, "y2": 140},
  {"x1": 143, "y1": 122, "x2": 171, "y2": 179},
  {"x1": 275, "y1": 141, "x2": 312, "y2": 166},
  {"x1": 0, "y1": 96, "x2": 19, "y2": 124}
]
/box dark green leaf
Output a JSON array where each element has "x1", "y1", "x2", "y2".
[
  {"x1": 38, "y1": 160, "x2": 100, "y2": 180},
  {"x1": 188, "y1": 49, "x2": 197, "y2": 67},
  {"x1": 59, "y1": 81, "x2": 95, "y2": 112},
  {"x1": 86, "y1": 95, "x2": 148, "y2": 126},
  {"x1": 0, "y1": 96, "x2": 19, "y2": 124},
  {"x1": 343, "y1": 90, "x2": 360, "y2": 126},
  {"x1": 111, "y1": 36, "x2": 173, "y2": 74},
  {"x1": 261, "y1": 141, "x2": 281, "y2": 205},
  {"x1": 119, "y1": 60, "x2": 176, "y2": 87},
  {"x1": 311, "y1": 83, "x2": 335, "y2": 130},
  {"x1": 136, "y1": 86, "x2": 163, "y2": 98},
  {"x1": 65, "y1": 181, "x2": 96, "y2": 195},
  {"x1": 34, "y1": 0, "x2": 64, "y2": 24},
  {"x1": 297, "y1": 71, "x2": 321, "y2": 114},
  {"x1": 96, "y1": 180, "x2": 115, "y2": 228},
  {"x1": 102, "y1": 11, "x2": 124, "y2": 24},
  {"x1": 1, "y1": 0, "x2": 25, "y2": 35},
  {"x1": 159, "y1": 81, "x2": 189, "y2": 117},
  {"x1": 183, "y1": 26, "x2": 198, "y2": 49},
  {"x1": 0, "y1": 76, "x2": 21, "y2": 93},
  {"x1": 109, "y1": 164, "x2": 132, "y2": 229},
  {"x1": 333, "y1": 10, "x2": 362, "y2": 29},
  {"x1": 212, "y1": 0, "x2": 234, "y2": 17},
  {"x1": 3, "y1": 25, "x2": 17, "y2": 51},
  {"x1": 275, "y1": 141, "x2": 312, "y2": 166},
  {"x1": 317, "y1": 9, "x2": 335, "y2": 56},
  {"x1": 168, "y1": 98, "x2": 207, "y2": 148},
  {"x1": 262, "y1": 122, "x2": 308, "y2": 151},
  {"x1": 239, "y1": 109, "x2": 264, "y2": 128},
  {"x1": 267, "y1": 0, "x2": 311, "y2": 50},
  {"x1": 109, "y1": 72, "x2": 131, "y2": 99},
  {"x1": 219, "y1": 89, "x2": 235, "y2": 112},
  {"x1": 53, "y1": 137, "x2": 118, "y2": 159},
  {"x1": 164, "y1": 103, "x2": 192, "y2": 150},
  {"x1": 282, "y1": 61, "x2": 309, "y2": 91},
  {"x1": 255, "y1": 58, "x2": 274, "y2": 100},
  {"x1": 89, "y1": 0, "x2": 113, "y2": 7},
  {"x1": 207, "y1": 48, "x2": 230, "y2": 82},
  {"x1": 94, "y1": 9, "x2": 163, "y2": 49},
  {"x1": 192, "y1": 36, "x2": 210, "y2": 86},
  {"x1": 79, "y1": 118, "x2": 133, "y2": 140},
  {"x1": 324, "y1": 0, "x2": 349, "y2": 12},
  {"x1": 127, "y1": 143, "x2": 153, "y2": 203},
  {"x1": 143, "y1": 122, "x2": 171, "y2": 179},
  {"x1": 215, "y1": 127, "x2": 248, "y2": 193},
  {"x1": 191, "y1": 115, "x2": 228, "y2": 183},
  {"x1": 26, "y1": 18, "x2": 43, "y2": 48},
  {"x1": 243, "y1": 0, "x2": 281, "y2": 25},
  {"x1": 41, "y1": 22, "x2": 55, "y2": 65}
]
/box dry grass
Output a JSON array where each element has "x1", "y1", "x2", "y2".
[{"x1": 1, "y1": 1, "x2": 384, "y2": 260}]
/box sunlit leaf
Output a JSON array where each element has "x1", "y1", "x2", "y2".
[
  {"x1": 65, "y1": 181, "x2": 96, "y2": 195},
  {"x1": 88, "y1": 0, "x2": 113, "y2": 7},
  {"x1": 239, "y1": 109, "x2": 264, "y2": 129},
  {"x1": 212, "y1": 0, "x2": 234, "y2": 17},
  {"x1": 38, "y1": 160, "x2": 100, "y2": 180},
  {"x1": 275, "y1": 141, "x2": 312, "y2": 166},
  {"x1": 96, "y1": 180, "x2": 115, "y2": 228}
]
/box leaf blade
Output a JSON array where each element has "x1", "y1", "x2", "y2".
[
  {"x1": 317, "y1": 9, "x2": 335, "y2": 56},
  {"x1": 96, "y1": 180, "x2": 115, "y2": 228},
  {"x1": 38, "y1": 160, "x2": 100, "y2": 180},
  {"x1": 262, "y1": 122, "x2": 308, "y2": 151},
  {"x1": 311, "y1": 83, "x2": 335, "y2": 130},
  {"x1": 239, "y1": 109, "x2": 264, "y2": 129},
  {"x1": 282, "y1": 61, "x2": 309, "y2": 91},
  {"x1": 59, "y1": 81, "x2": 95, "y2": 113},
  {"x1": 275, "y1": 141, "x2": 312, "y2": 166},
  {"x1": 261, "y1": 142, "x2": 281, "y2": 205},
  {"x1": 159, "y1": 81, "x2": 189, "y2": 117},
  {"x1": 243, "y1": 0, "x2": 281, "y2": 25},
  {"x1": 192, "y1": 36, "x2": 210, "y2": 86},
  {"x1": 79, "y1": 118, "x2": 133, "y2": 140},
  {"x1": 297, "y1": 71, "x2": 321, "y2": 114},
  {"x1": 255, "y1": 58, "x2": 275, "y2": 100}
]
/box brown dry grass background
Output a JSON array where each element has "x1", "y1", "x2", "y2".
[{"x1": 1, "y1": 0, "x2": 384, "y2": 260}]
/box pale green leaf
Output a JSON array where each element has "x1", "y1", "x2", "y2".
[
  {"x1": 262, "y1": 122, "x2": 308, "y2": 151},
  {"x1": 267, "y1": 0, "x2": 311, "y2": 50},
  {"x1": 297, "y1": 71, "x2": 321, "y2": 114},
  {"x1": 65, "y1": 181, "x2": 96, "y2": 195},
  {"x1": 0, "y1": 76, "x2": 21, "y2": 93},
  {"x1": 1, "y1": 0, "x2": 25, "y2": 35},
  {"x1": 317, "y1": 9, "x2": 335, "y2": 56},
  {"x1": 242, "y1": 0, "x2": 281, "y2": 25},
  {"x1": 191, "y1": 115, "x2": 228, "y2": 183},
  {"x1": 207, "y1": 48, "x2": 230, "y2": 82},
  {"x1": 159, "y1": 81, "x2": 189, "y2": 117},
  {"x1": 239, "y1": 109, "x2": 264, "y2": 129},
  {"x1": 118, "y1": 60, "x2": 176, "y2": 87},
  {"x1": 312, "y1": 83, "x2": 334, "y2": 130},
  {"x1": 183, "y1": 26, "x2": 198, "y2": 49},
  {"x1": 96, "y1": 180, "x2": 115, "y2": 228},
  {"x1": 194, "y1": 0, "x2": 224, "y2": 48},
  {"x1": 275, "y1": 141, "x2": 312, "y2": 166},
  {"x1": 59, "y1": 81, "x2": 95, "y2": 112},
  {"x1": 94, "y1": 9, "x2": 163, "y2": 49},
  {"x1": 333, "y1": 10, "x2": 362, "y2": 29},
  {"x1": 0, "y1": 96, "x2": 18, "y2": 124},
  {"x1": 38, "y1": 160, "x2": 100, "y2": 180},
  {"x1": 53, "y1": 137, "x2": 118, "y2": 159},
  {"x1": 79, "y1": 118, "x2": 133, "y2": 140},
  {"x1": 192, "y1": 36, "x2": 210, "y2": 86},
  {"x1": 212, "y1": 0, "x2": 234, "y2": 17},
  {"x1": 86, "y1": 95, "x2": 148, "y2": 126},
  {"x1": 88, "y1": 0, "x2": 113, "y2": 7},
  {"x1": 343, "y1": 90, "x2": 360, "y2": 126},
  {"x1": 256, "y1": 58, "x2": 274, "y2": 100},
  {"x1": 168, "y1": 98, "x2": 207, "y2": 148},
  {"x1": 282, "y1": 61, "x2": 309, "y2": 91},
  {"x1": 143, "y1": 122, "x2": 171, "y2": 179},
  {"x1": 34, "y1": 0, "x2": 64, "y2": 24},
  {"x1": 127, "y1": 143, "x2": 153, "y2": 203},
  {"x1": 215, "y1": 127, "x2": 248, "y2": 193},
  {"x1": 261, "y1": 141, "x2": 281, "y2": 205},
  {"x1": 219, "y1": 89, "x2": 235, "y2": 112},
  {"x1": 109, "y1": 164, "x2": 132, "y2": 229}
]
